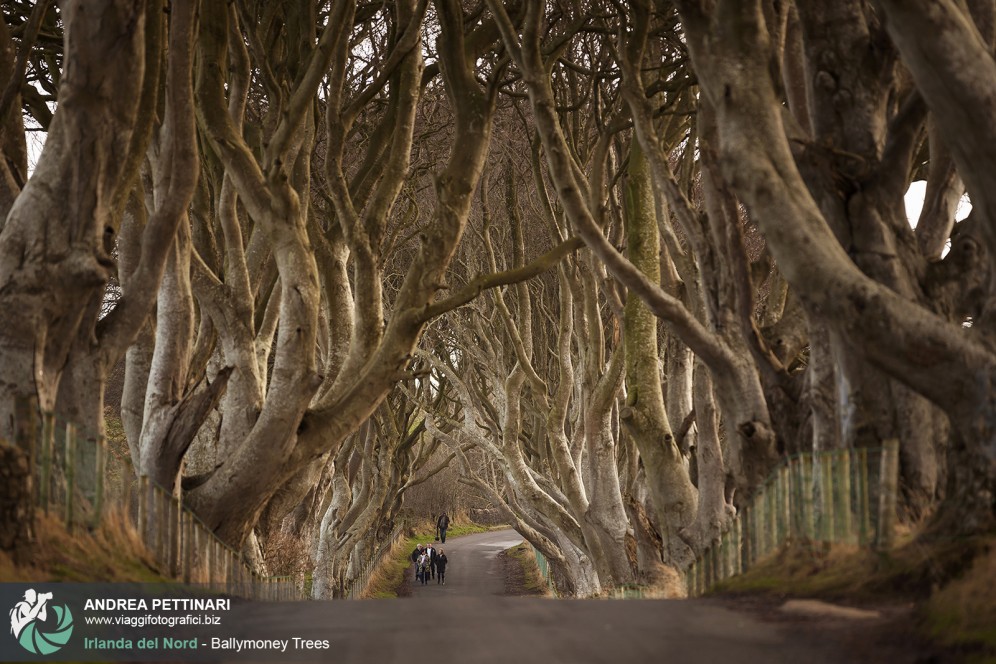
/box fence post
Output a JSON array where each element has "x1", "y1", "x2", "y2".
[
  {"x1": 93, "y1": 435, "x2": 106, "y2": 527},
  {"x1": 801, "y1": 455, "x2": 815, "y2": 540},
  {"x1": 13, "y1": 394, "x2": 37, "y2": 468},
  {"x1": 222, "y1": 545, "x2": 230, "y2": 595},
  {"x1": 172, "y1": 496, "x2": 181, "y2": 577},
  {"x1": 205, "y1": 534, "x2": 213, "y2": 589},
  {"x1": 4, "y1": 396, "x2": 37, "y2": 556},
  {"x1": 138, "y1": 475, "x2": 148, "y2": 548},
  {"x1": 183, "y1": 511, "x2": 193, "y2": 584},
  {"x1": 741, "y1": 504, "x2": 752, "y2": 568},
  {"x1": 789, "y1": 457, "x2": 806, "y2": 540},
  {"x1": 40, "y1": 413, "x2": 54, "y2": 513},
  {"x1": 821, "y1": 453, "x2": 834, "y2": 541},
  {"x1": 876, "y1": 439, "x2": 899, "y2": 550},
  {"x1": 64, "y1": 423, "x2": 76, "y2": 529},
  {"x1": 733, "y1": 514, "x2": 743, "y2": 575},
  {"x1": 859, "y1": 447, "x2": 871, "y2": 545},
  {"x1": 763, "y1": 487, "x2": 773, "y2": 558},
  {"x1": 722, "y1": 529, "x2": 731, "y2": 582},
  {"x1": 838, "y1": 449, "x2": 853, "y2": 543},
  {"x1": 770, "y1": 476, "x2": 780, "y2": 552},
  {"x1": 699, "y1": 548, "x2": 708, "y2": 591}
]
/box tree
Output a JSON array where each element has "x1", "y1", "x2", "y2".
[
  {"x1": 0, "y1": 1, "x2": 196, "y2": 450},
  {"x1": 672, "y1": 0, "x2": 995, "y2": 533}
]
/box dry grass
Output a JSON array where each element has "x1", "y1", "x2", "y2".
[
  {"x1": 505, "y1": 542, "x2": 553, "y2": 597},
  {"x1": 710, "y1": 535, "x2": 996, "y2": 660},
  {"x1": 923, "y1": 539, "x2": 996, "y2": 658},
  {"x1": 1, "y1": 511, "x2": 165, "y2": 583},
  {"x1": 265, "y1": 529, "x2": 314, "y2": 578},
  {"x1": 362, "y1": 535, "x2": 415, "y2": 599},
  {"x1": 713, "y1": 535, "x2": 986, "y2": 601},
  {"x1": 636, "y1": 564, "x2": 686, "y2": 599}
]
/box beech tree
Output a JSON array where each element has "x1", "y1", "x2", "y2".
[
  {"x1": 0, "y1": 1, "x2": 196, "y2": 444},
  {"x1": 669, "y1": 0, "x2": 995, "y2": 533},
  {"x1": 421, "y1": 163, "x2": 630, "y2": 594}
]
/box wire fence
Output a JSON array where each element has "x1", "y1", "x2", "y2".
[
  {"x1": 340, "y1": 521, "x2": 406, "y2": 599},
  {"x1": 530, "y1": 544, "x2": 556, "y2": 595},
  {"x1": 685, "y1": 440, "x2": 900, "y2": 597},
  {"x1": 13, "y1": 399, "x2": 307, "y2": 600}
]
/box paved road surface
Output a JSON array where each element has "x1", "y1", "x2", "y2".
[
  {"x1": 224, "y1": 530, "x2": 864, "y2": 664},
  {"x1": 407, "y1": 528, "x2": 522, "y2": 597}
]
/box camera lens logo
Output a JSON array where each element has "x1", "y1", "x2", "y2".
[{"x1": 9, "y1": 589, "x2": 74, "y2": 655}]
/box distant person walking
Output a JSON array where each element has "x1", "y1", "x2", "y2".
[
  {"x1": 435, "y1": 549, "x2": 448, "y2": 585},
  {"x1": 436, "y1": 512, "x2": 450, "y2": 543}
]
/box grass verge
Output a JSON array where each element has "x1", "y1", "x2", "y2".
[
  {"x1": 710, "y1": 535, "x2": 996, "y2": 661},
  {"x1": 922, "y1": 541, "x2": 996, "y2": 659},
  {"x1": 502, "y1": 542, "x2": 552, "y2": 596},
  {"x1": 1, "y1": 512, "x2": 167, "y2": 583}
]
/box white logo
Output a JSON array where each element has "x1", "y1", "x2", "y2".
[{"x1": 9, "y1": 589, "x2": 73, "y2": 655}]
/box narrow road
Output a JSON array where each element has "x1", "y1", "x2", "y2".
[
  {"x1": 407, "y1": 529, "x2": 523, "y2": 597},
  {"x1": 222, "y1": 529, "x2": 868, "y2": 663}
]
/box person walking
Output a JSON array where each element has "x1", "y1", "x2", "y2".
[
  {"x1": 435, "y1": 549, "x2": 448, "y2": 585},
  {"x1": 436, "y1": 512, "x2": 450, "y2": 544},
  {"x1": 418, "y1": 551, "x2": 431, "y2": 585},
  {"x1": 425, "y1": 543, "x2": 437, "y2": 580},
  {"x1": 410, "y1": 543, "x2": 424, "y2": 581}
]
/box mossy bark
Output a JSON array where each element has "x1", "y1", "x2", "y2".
[{"x1": 622, "y1": 142, "x2": 697, "y2": 567}]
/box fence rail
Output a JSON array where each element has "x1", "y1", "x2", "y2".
[
  {"x1": 685, "y1": 440, "x2": 900, "y2": 597},
  {"x1": 14, "y1": 402, "x2": 307, "y2": 600}
]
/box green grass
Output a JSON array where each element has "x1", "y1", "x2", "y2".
[{"x1": 442, "y1": 522, "x2": 496, "y2": 539}]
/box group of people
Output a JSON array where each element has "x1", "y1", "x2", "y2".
[
  {"x1": 411, "y1": 542, "x2": 447, "y2": 585},
  {"x1": 410, "y1": 512, "x2": 452, "y2": 586}
]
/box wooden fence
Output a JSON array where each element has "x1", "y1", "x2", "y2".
[
  {"x1": 15, "y1": 402, "x2": 306, "y2": 600},
  {"x1": 685, "y1": 440, "x2": 900, "y2": 597},
  {"x1": 17, "y1": 395, "x2": 897, "y2": 601}
]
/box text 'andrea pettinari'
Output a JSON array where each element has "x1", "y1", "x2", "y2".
[{"x1": 83, "y1": 598, "x2": 231, "y2": 612}]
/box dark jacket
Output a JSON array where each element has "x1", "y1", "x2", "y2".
[
  {"x1": 410, "y1": 547, "x2": 421, "y2": 563},
  {"x1": 437, "y1": 514, "x2": 450, "y2": 529},
  {"x1": 426, "y1": 547, "x2": 437, "y2": 565},
  {"x1": 435, "y1": 554, "x2": 448, "y2": 572}
]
